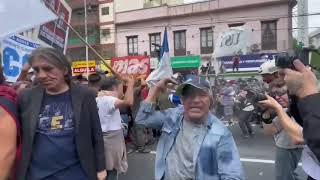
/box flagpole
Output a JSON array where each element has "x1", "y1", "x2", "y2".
[
  {"x1": 84, "y1": 0, "x2": 89, "y2": 79},
  {"x1": 42, "y1": 0, "x2": 121, "y2": 79}
]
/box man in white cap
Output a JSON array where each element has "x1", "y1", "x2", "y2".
[{"x1": 258, "y1": 59, "x2": 279, "y2": 84}]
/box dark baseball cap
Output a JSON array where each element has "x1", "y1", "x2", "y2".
[{"x1": 176, "y1": 76, "x2": 210, "y2": 96}]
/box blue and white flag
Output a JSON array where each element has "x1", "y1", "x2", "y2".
[
  {"x1": 146, "y1": 28, "x2": 173, "y2": 85},
  {"x1": 0, "y1": 0, "x2": 57, "y2": 39}
]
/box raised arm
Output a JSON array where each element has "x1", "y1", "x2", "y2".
[
  {"x1": 259, "y1": 95, "x2": 304, "y2": 145},
  {"x1": 114, "y1": 77, "x2": 135, "y2": 109},
  {"x1": 135, "y1": 78, "x2": 177, "y2": 129}
]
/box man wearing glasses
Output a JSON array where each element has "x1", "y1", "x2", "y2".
[{"x1": 262, "y1": 79, "x2": 303, "y2": 180}]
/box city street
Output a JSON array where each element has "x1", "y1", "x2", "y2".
[{"x1": 119, "y1": 123, "x2": 307, "y2": 180}]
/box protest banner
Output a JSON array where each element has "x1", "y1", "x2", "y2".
[
  {"x1": 112, "y1": 56, "x2": 150, "y2": 79},
  {"x1": 72, "y1": 60, "x2": 96, "y2": 75},
  {"x1": 1, "y1": 35, "x2": 40, "y2": 82},
  {"x1": 218, "y1": 53, "x2": 277, "y2": 72},
  {"x1": 38, "y1": 0, "x2": 71, "y2": 53},
  {"x1": 214, "y1": 27, "x2": 250, "y2": 58}
]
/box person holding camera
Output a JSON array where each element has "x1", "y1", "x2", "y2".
[
  {"x1": 259, "y1": 81, "x2": 304, "y2": 180},
  {"x1": 279, "y1": 59, "x2": 320, "y2": 180},
  {"x1": 257, "y1": 60, "x2": 304, "y2": 180}
]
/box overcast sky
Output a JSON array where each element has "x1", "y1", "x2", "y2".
[{"x1": 184, "y1": 0, "x2": 320, "y2": 33}]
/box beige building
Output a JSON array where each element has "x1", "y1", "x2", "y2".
[
  {"x1": 66, "y1": 0, "x2": 184, "y2": 61},
  {"x1": 115, "y1": 0, "x2": 183, "y2": 12}
]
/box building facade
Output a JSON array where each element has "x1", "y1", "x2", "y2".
[
  {"x1": 66, "y1": 0, "x2": 101, "y2": 60},
  {"x1": 115, "y1": 0, "x2": 296, "y2": 70},
  {"x1": 66, "y1": 0, "x2": 184, "y2": 61}
]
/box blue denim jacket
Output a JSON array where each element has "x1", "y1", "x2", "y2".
[{"x1": 135, "y1": 102, "x2": 245, "y2": 180}]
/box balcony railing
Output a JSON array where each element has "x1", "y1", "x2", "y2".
[
  {"x1": 68, "y1": 34, "x2": 100, "y2": 46},
  {"x1": 71, "y1": 13, "x2": 99, "y2": 26},
  {"x1": 144, "y1": 0, "x2": 162, "y2": 8}
]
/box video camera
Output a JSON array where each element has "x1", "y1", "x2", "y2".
[
  {"x1": 245, "y1": 88, "x2": 267, "y2": 103},
  {"x1": 245, "y1": 88, "x2": 278, "y2": 124},
  {"x1": 275, "y1": 48, "x2": 319, "y2": 69}
]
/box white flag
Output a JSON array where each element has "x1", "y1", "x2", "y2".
[
  {"x1": 0, "y1": 0, "x2": 57, "y2": 39},
  {"x1": 146, "y1": 28, "x2": 173, "y2": 85}
]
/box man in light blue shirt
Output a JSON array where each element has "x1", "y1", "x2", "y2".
[{"x1": 135, "y1": 77, "x2": 244, "y2": 180}]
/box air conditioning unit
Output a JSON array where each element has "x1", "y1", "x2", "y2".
[
  {"x1": 101, "y1": 29, "x2": 110, "y2": 37},
  {"x1": 250, "y1": 43, "x2": 260, "y2": 53}
]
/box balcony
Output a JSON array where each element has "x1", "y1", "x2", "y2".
[
  {"x1": 71, "y1": 5, "x2": 99, "y2": 26},
  {"x1": 67, "y1": 0, "x2": 98, "y2": 10},
  {"x1": 144, "y1": 0, "x2": 162, "y2": 8},
  {"x1": 71, "y1": 13, "x2": 99, "y2": 26},
  {"x1": 68, "y1": 35, "x2": 100, "y2": 47}
]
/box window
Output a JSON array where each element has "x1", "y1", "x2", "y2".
[
  {"x1": 101, "y1": 7, "x2": 109, "y2": 15},
  {"x1": 127, "y1": 36, "x2": 138, "y2": 56},
  {"x1": 174, "y1": 30, "x2": 186, "y2": 56},
  {"x1": 200, "y1": 27, "x2": 213, "y2": 54},
  {"x1": 101, "y1": 29, "x2": 110, "y2": 39},
  {"x1": 261, "y1": 20, "x2": 277, "y2": 50},
  {"x1": 149, "y1": 33, "x2": 161, "y2": 57}
]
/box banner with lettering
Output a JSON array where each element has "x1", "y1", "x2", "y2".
[
  {"x1": 218, "y1": 53, "x2": 277, "y2": 72},
  {"x1": 38, "y1": 0, "x2": 71, "y2": 53},
  {"x1": 214, "y1": 27, "x2": 250, "y2": 58},
  {"x1": 72, "y1": 60, "x2": 96, "y2": 75},
  {"x1": 1, "y1": 35, "x2": 40, "y2": 82},
  {"x1": 112, "y1": 56, "x2": 150, "y2": 79}
]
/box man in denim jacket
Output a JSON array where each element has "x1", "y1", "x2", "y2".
[{"x1": 135, "y1": 77, "x2": 244, "y2": 180}]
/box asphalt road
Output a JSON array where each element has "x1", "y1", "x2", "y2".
[{"x1": 119, "y1": 123, "x2": 307, "y2": 180}]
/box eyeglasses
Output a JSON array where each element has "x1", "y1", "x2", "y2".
[{"x1": 270, "y1": 87, "x2": 287, "y2": 98}]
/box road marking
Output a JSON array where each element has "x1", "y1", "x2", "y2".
[
  {"x1": 148, "y1": 152, "x2": 302, "y2": 166},
  {"x1": 150, "y1": 151, "x2": 156, "y2": 154},
  {"x1": 240, "y1": 158, "x2": 274, "y2": 164}
]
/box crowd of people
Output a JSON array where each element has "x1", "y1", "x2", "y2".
[{"x1": 0, "y1": 46, "x2": 320, "y2": 180}]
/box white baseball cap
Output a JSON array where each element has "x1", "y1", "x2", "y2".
[{"x1": 258, "y1": 60, "x2": 279, "y2": 75}]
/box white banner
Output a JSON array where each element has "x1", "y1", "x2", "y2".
[
  {"x1": 214, "y1": 27, "x2": 250, "y2": 58},
  {"x1": 1, "y1": 35, "x2": 40, "y2": 82}
]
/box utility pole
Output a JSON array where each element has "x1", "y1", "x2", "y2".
[
  {"x1": 297, "y1": 0, "x2": 309, "y2": 47},
  {"x1": 84, "y1": 0, "x2": 89, "y2": 79}
]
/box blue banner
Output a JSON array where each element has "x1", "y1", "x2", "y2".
[
  {"x1": 218, "y1": 53, "x2": 277, "y2": 72},
  {"x1": 1, "y1": 35, "x2": 40, "y2": 82}
]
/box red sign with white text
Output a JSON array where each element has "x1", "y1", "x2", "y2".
[{"x1": 112, "y1": 56, "x2": 150, "y2": 78}]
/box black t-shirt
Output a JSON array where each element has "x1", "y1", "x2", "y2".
[{"x1": 27, "y1": 90, "x2": 87, "y2": 180}]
